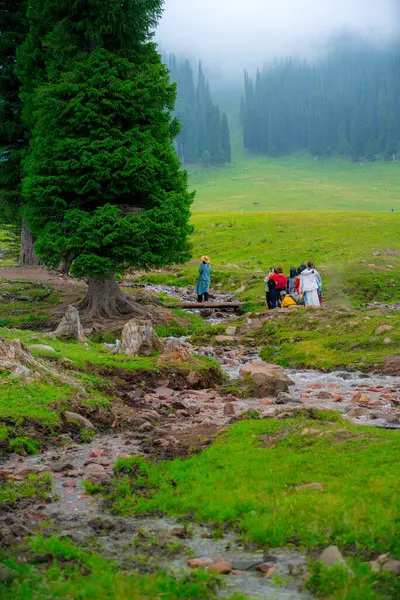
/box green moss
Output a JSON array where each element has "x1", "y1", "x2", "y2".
[
  {"x1": 0, "y1": 473, "x2": 52, "y2": 504},
  {"x1": 9, "y1": 437, "x2": 40, "y2": 455}
]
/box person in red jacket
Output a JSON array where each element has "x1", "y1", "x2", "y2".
[{"x1": 272, "y1": 266, "x2": 287, "y2": 299}]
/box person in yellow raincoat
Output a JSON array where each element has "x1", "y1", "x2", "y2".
[{"x1": 280, "y1": 291, "x2": 297, "y2": 308}]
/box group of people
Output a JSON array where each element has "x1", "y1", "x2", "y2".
[
  {"x1": 195, "y1": 255, "x2": 322, "y2": 309},
  {"x1": 265, "y1": 262, "x2": 322, "y2": 309}
]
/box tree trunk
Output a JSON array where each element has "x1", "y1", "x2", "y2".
[
  {"x1": 75, "y1": 273, "x2": 153, "y2": 322},
  {"x1": 19, "y1": 219, "x2": 39, "y2": 266},
  {"x1": 57, "y1": 250, "x2": 76, "y2": 275}
]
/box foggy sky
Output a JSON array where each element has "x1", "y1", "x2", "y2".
[{"x1": 157, "y1": 0, "x2": 400, "y2": 78}]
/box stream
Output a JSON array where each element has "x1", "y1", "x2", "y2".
[{"x1": 1, "y1": 284, "x2": 400, "y2": 598}]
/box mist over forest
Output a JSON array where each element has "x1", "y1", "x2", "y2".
[{"x1": 158, "y1": 0, "x2": 400, "y2": 164}]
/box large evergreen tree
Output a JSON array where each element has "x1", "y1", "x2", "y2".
[{"x1": 21, "y1": 0, "x2": 194, "y2": 320}]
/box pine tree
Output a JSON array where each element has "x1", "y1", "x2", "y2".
[
  {"x1": 21, "y1": 0, "x2": 193, "y2": 320},
  {"x1": 221, "y1": 113, "x2": 231, "y2": 163}
]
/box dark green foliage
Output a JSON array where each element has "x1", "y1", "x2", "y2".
[
  {"x1": 167, "y1": 55, "x2": 231, "y2": 165},
  {"x1": 0, "y1": 0, "x2": 28, "y2": 223},
  {"x1": 242, "y1": 36, "x2": 400, "y2": 160},
  {"x1": 20, "y1": 1, "x2": 193, "y2": 279}
]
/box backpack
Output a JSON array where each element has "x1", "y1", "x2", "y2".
[
  {"x1": 275, "y1": 274, "x2": 286, "y2": 290},
  {"x1": 267, "y1": 278, "x2": 276, "y2": 291}
]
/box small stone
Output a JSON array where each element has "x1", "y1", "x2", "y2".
[
  {"x1": 225, "y1": 326, "x2": 237, "y2": 336},
  {"x1": 84, "y1": 463, "x2": 109, "y2": 484},
  {"x1": 187, "y1": 557, "x2": 214, "y2": 569},
  {"x1": 316, "y1": 391, "x2": 334, "y2": 400},
  {"x1": 64, "y1": 411, "x2": 95, "y2": 429},
  {"x1": 297, "y1": 482, "x2": 324, "y2": 491},
  {"x1": 187, "y1": 371, "x2": 201, "y2": 386},
  {"x1": 276, "y1": 391, "x2": 302, "y2": 404},
  {"x1": 375, "y1": 325, "x2": 393, "y2": 335},
  {"x1": 319, "y1": 546, "x2": 345, "y2": 568},
  {"x1": 383, "y1": 338, "x2": 393, "y2": 345},
  {"x1": 138, "y1": 422, "x2": 155, "y2": 433},
  {"x1": 207, "y1": 561, "x2": 232, "y2": 575},
  {"x1": 51, "y1": 462, "x2": 74, "y2": 473},
  {"x1": 215, "y1": 335, "x2": 234, "y2": 343},
  {"x1": 63, "y1": 481, "x2": 76, "y2": 488},
  {"x1": 0, "y1": 564, "x2": 19, "y2": 582}
]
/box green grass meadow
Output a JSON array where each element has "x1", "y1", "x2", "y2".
[{"x1": 189, "y1": 154, "x2": 400, "y2": 212}]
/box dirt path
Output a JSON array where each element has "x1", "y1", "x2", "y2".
[{"x1": 0, "y1": 266, "x2": 86, "y2": 295}]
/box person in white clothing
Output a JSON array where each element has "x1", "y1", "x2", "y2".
[{"x1": 299, "y1": 261, "x2": 321, "y2": 307}]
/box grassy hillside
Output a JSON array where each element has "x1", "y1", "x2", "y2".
[{"x1": 188, "y1": 155, "x2": 400, "y2": 212}]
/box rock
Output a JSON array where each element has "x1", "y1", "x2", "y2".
[
  {"x1": 223, "y1": 403, "x2": 235, "y2": 416},
  {"x1": 369, "y1": 560, "x2": 380, "y2": 573},
  {"x1": 275, "y1": 391, "x2": 302, "y2": 404},
  {"x1": 158, "y1": 346, "x2": 196, "y2": 364},
  {"x1": 297, "y1": 482, "x2": 324, "y2": 491},
  {"x1": 53, "y1": 306, "x2": 86, "y2": 342},
  {"x1": 138, "y1": 422, "x2": 155, "y2": 433},
  {"x1": 256, "y1": 562, "x2": 276, "y2": 573},
  {"x1": 51, "y1": 462, "x2": 74, "y2": 473},
  {"x1": 316, "y1": 391, "x2": 334, "y2": 400},
  {"x1": 377, "y1": 554, "x2": 391, "y2": 564},
  {"x1": 239, "y1": 362, "x2": 294, "y2": 397},
  {"x1": 383, "y1": 338, "x2": 393, "y2": 345},
  {"x1": 0, "y1": 563, "x2": 19, "y2": 582},
  {"x1": 64, "y1": 411, "x2": 95, "y2": 430},
  {"x1": 375, "y1": 325, "x2": 393, "y2": 335},
  {"x1": 207, "y1": 561, "x2": 233, "y2": 575},
  {"x1": 382, "y1": 560, "x2": 400, "y2": 575},
  {"x1": 319, "y1": 546, "x2": 345, "y2": 568},
  {"x1": 235, "y1": 286, "x2": 246, "y2": 294},
  {"x1": 187, "y1": 371, "x2": 201, "y2": 386},
  {"x1": 29, "y1": 344, "x2": 57, "y2": 353},
  {"x1": 225, "y1": 326, "x2": 237, "y2": 336},
  {"x1": 215, "y1": 335, "x2": 235, "y2": 343},
  {"x1": 119, "y1": 319, "x2": 163, "y2": 357},
  {"x1": 63, "y1": 481, "x2": 76, "y2": 488},
  {"x1": 84, "y1": 463, "x2": 109, "y2": 484},
  {"x1": 60, "y1": 358, "x2": 74, "y2": 368},
  {"x1": 347, "y1": 407, "x2": 370, "y2": 418},
  {"x1": 187, "y1": 557, "x2": 214, "y2": 569},
  {"x1": 379, "y1": 356, "x2": 400, "y2": 375}
]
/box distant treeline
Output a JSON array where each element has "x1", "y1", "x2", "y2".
[
  {"x1": 241, "y1": 39, "x2": 400, "y2": 160},
  {"x1": 167, "y1": 54, "x2": 231, "y2": 166}
]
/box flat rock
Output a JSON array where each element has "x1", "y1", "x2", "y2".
[
  {"x1": 375, "y1": 325, "x2": 393, "y2": 335},
  {"x1": 29, "y1": 344, "x2": 57, "y2": 353},
  {"x1": 215, "y1": 335, "x2": 235, "y2": 343},
  {"x1": 187, "y1": 557, "x2": 214, "y2": 569}
]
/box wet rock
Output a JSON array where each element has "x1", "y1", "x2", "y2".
[
  {"x1": 275, "y1": 391, "x2": 302, "y2": 405},
  {"x1": 187, "y1": 557, "x2": 214, "y2": 569},
  {"x1": 318, "y1": 546, "x2": 345, "y2": 568},
  {"x1": 84, "y1": 463, "x2": 109, "y2": 484},
  {"x1": 155, "y1": 387, "x2": 174, "y2": 399},
  {"x1": 297, "y1": 482, "x2": 324, "y2": 491},
  {"x1": 51, "y1": 462, "x2": 74, "y2": 473},
  {"x1": 223, "y1": 403, "x2": 235, "y2": 416},
  {"x1": 239, "y1": 362, "x2": 294, "y2": 397},
  {"x1": 256, "y1": 562, "x2": 276, "y2": 573},
  {"x1": 119, "y1": 319, "x2": 163, "y2": 357},
  {"x1": 0, "y1": 563, "x2": 19, "y2": 582},
  {"x1": 138, "y1": 422, "x2": 155, "y2": 433},
  {"x1": 375, "y1": 325, "x2": 393, "y2": 335},
  {"x1": 347, "y1": 407, "x2": 370, "y2": 418},
  {"x1": 207, "y1": 561, "x2": 232, "y2": 575},
  {"x1": 88, "y1": 518, "x2": 115, "y2": 532},
  {"x1": 223, "y1": 395, "x2": 239, "y2": 403},
  {"x1": 64, "y1": 411, "x2": 95, "y2": 430},
  {"x1": 316, "y1": 391, "x2": 334, "y2": 400},
  {"x1": 29, "y1": 344, "x2": 57, "y2": 353},
  {"x1": 63, "y1": 481, "x2": 76, "y2": 488}
]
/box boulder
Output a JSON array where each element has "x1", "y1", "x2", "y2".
[
  {"x1": 53, "y1": 306, "x2": 86, "y2": 342},
  {"x1": 318, "y1": 546, "x2": 345, "y2": 568},
  {"x1": 29, "y1": 344, "x2": 57, "y2": 353},
  {"x1": 239, "y1": 362, "x2": 294, "y2": 397},
  {"x1": 119, "y1": 320, "x2": 163, "y2": 357},
  {"x1": 375, "y1": 325, "x2": 393, "y2": 335}
]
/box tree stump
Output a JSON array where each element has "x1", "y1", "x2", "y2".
[
  {"x1": 118, "y1": 319, "x2": 163, "y2": 357},
  {"x1": 54, "y1": 305, "x2": 87, "y2": 342}
]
